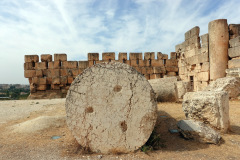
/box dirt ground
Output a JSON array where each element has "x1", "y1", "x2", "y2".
[{"x1": 0, "y1": 99, "x2": 240, "y2": 160}]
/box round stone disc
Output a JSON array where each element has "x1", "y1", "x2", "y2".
[{"x1": 65, "y1": 62, "x2": 157, "y2": 154}]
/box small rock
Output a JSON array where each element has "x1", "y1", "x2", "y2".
[{"x1": 177, "y1": 120, "x2": 221, "y2": 144}]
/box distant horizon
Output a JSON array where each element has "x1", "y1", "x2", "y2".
[{"x1": 1, "y1": 0, "x2": 240, "y2": 84}]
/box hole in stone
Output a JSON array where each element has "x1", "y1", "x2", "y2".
[
  {"x1": 113, "y1": 85, "x2": 122, "y2": 92},
  {"x1": 120, "y1": 121, "x2": 127, "y2": 132},
  {"x1": 85, "y1": 107, "x2": 93, "y2": 113}
]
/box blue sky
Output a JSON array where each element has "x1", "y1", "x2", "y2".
[{"x1": 0, "y1": 0, "x2": 240, "y2": 84}]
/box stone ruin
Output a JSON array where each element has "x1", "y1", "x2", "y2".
[
  {"x1": 23, "y1": 18, "x2": 240, "y2": 151},
  {"x1": 24, "y1": 52, "x2": 178, "y2": 99}
]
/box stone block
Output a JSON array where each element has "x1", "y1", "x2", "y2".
[
  {"x1": 24, "y1": 62, "x2": 35, "y2": 70},
  {"x1": 201, "y1": 34, "x2": 209, "y2": 45},
  {"x1": 150, "y1": 74, "x2": 161, "y2": 79},
  {"x1": 46, "y1": 77, "x2": 52, "y2": 84},
  {"x1": 141, "y1": 67, "x2": 153, "y2": 74},
  {"x1": 102, "y1": 52, "x2": 115, "y2": 61},
  {"x1": 52, "y1": 77, "x2": 60, "y2": 85},
  {"x1": 24, "y1": 70, "x2": 36, "y2": 78},
  {"x1": 183, "y1": 91, "x2": 229, "y2": 133},
  {"x1": 72, "y1": 69, "x2": 79, "y2": 77},
  {"x1": 153, "y1": 67, "x2": 166, "y2": 74},
  {"x1": 144, "y1": 52, "x2": 155, "y2": 60},
  {"x1": 177, "y1": 120, "x2": 221, "y2": 144},
  {"x1": 179, "y1": 66, "x2": 186, "y2": 75},
  {"x1": 201, "y1": 44, "x2": 208, "y2": 54},
  {"x1": 170, "y1": 52, "x2": 177, "y2": 59},
  {"x1": 204, "y1": 77, "x2": 240, "y2": 99},
  {"x1": 88, "y1": 53, "x2": 99, "y2": 61},
  {"x1": 88, "y1": 60, "x2": 99, "y2": 67},
  {"x1": 37, "y1": 84, "x2": 47, "y2": 91},
  {"x1": 228, "y1": 59, "x2": 240, "y2": 68},
  {"x1": 166, "y1": 66, "x2": 178, "y2": 72},
  {"x1": 54, "y1": 53, "x2": 67, "y2": 61},
  {"x1": 36, "y1": 70, "x2": 43, "y2": 77},
  {"x1": 157, "y1": 52, "x2": 163, "y2": 59},
  {"x1": 229, "y1": 24, "x2": 240, "y2": 39},
  {"x1": 229, "y1": 36, "x2": 240, "y2": 48},
  {"x1": 78, "y1": 61, "x2": 89, "y2": 69},
  {"x1": 51, "y1": 84, "x2": 60, "y2": 90},
  {"x1": 149, "y1": 77, "x2": 178, "y2": 102},
  {"x1": 197, "y1": 72, "x2": 209, "y2": 82},
  {"x1": 41, "y1": 54, "x2": 52, "y2": 62},
  {"x1": 138, "y1": 60, "x2": 147, "y2": 67},
  {"x1": 151, "y1": 59, "x2": 164, "y2": 67},
  {"x1": 130, "y1": 60, "x2": 140, "y2": 67},
  {"x1": 62, "y1": 61, "x2": 78, "y2": 69},
  {"x1": 129, "y1": 52, "x2": 142, "y2": 60},
  {"x1": 67, "y1": 76, "x2": 74, "y2": 84},
  {"x1": 25, "y1": 55, "x2": 39, "y2": 63},
  {"x1": 201, "y1": 62, "x2": 210, "y2": 72},
  {"x1": 134, "y1": 67, "x2": 142, "y2": 73},
  {"x1": 35, "y1": 62, "x2": 47, "y2": 70},
  {"x1": 167, "y1": 72, "x2": 177, "y2": 76},
  {"x1": 60, "y1": 76, "x2": 68, "y2": 85},
  {"x1": 118, "y1": 52, "x2": 127, "y2": 61},
  {"x1": 47, "y1": 69, "x2": 60, "y2": 77},
  {"x1": 48, "y1": 61, "x2": 61, "y2": 69},
  {"x1": 185, "y1": 26, "x2": 200, "y2": 40},
  {"x1": 165, "y1": 59, "x2": 178, "y2": 67},
  {"x1": 162, "y1": 54, "x2": 168, "y2": 59},
  {"x1": 198, "y1": 52, "x2": 209, "y2": 64},
  {"x1": 228, "y1": 46, "x2": 240, "y2": 58}
]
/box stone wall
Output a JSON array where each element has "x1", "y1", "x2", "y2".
[
  {"x1": 176, "y1": 19, "x2": 240, "y2": 92},
  {"x1": 227, "y1": 24, "x2": 240, "y2": 78},
  {"x1": 175, "y1": 26, "x2": 210, "y2": 91},
  {"x1": 24, "y1": 52, "x2": 178, "y2": 99}
]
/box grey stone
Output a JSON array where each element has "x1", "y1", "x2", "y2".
[{"x1": 177, "y1": 120, "x2": 221, "y2": 144}]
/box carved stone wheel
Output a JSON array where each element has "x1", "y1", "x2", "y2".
[{"x1": 65, "y1": 62, "x2": 157, "y2": 154}]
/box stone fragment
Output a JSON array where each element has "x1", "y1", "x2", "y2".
[
  {"x1": 148, "y1": 77, "x2": 178, "y2": 102},
  {"x1": 177, "y1": 120, "x2": 221, "y2": 144},
  {"x1": 183, "y1": 91, "x2": 229, "y2": 133},
  {"x1": 65, "y1": 62, "x2": 157, "y2": 154},
  {"x1": 204, "y1": 77, "x2": 240, "y2": 99}
]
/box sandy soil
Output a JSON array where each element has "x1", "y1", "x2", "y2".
[{"x1": 0, "y1": 99, "x2": 240, "y2": 160}]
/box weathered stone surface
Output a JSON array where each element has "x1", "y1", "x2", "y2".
[
  {"x1": 149, "y1": 77, "x2": 178, "y2": 102},
  {"x1": 226, "y1": 68, "x2": 240, "y2": 78},
  {"x1": 228, "y1": 59, "x2": 240, "y2": 69},
  {"x1": 65, "y1": 62, "x2": 157, "y2": 154},
  {"x1": 228, "y1": 46, "x2": 240, "y2": 58},
  {"x1": 204, "y1": 77, "x2": 240, "y2": 99},
  {"x1": 209, "y1": 19, "x2": 229, "y2": 81},
  {"x1": 176, "y1": 81, "x2": 191, "y2": 99},
  {"x1": 177, "y1": 120, "x2": 221, "y2": 144},
  {"x1": 229, "y1": 36, "x2": 240, "y2": 48},
  {"x1": 54, "y1": 53, "x2": 67, "y2": 61},
  {"x1": 41, "y1": 54, "x2": 52, "y2": 62},
  {"x1": 183, "y1": 91, "x2": 229, "y2": 133}
]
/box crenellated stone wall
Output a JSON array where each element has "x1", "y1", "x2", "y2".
[{"x1": 24, "y1": 52, "x2": 178, "y2": 99}]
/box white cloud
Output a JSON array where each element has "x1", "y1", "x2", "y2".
[{"x1": 0, "y1": 0, "x2": 240, "y2": 84}]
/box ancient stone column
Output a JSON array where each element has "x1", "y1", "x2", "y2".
[
  {"x1": 209, "y1": 19, "x2": 229, "y2": 81},
  {"x1": 65, "y1": 62, "x2": 157, "y2": 154}
]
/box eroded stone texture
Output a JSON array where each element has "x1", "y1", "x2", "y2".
[
  {"x1": 204, "y1": 77, "x2": 240, "y2": 99},
  {"x1": 182, "y1": 91, "x2": 229, "y2": 133},
  {"x1": 148, "y1": 77, "x2": 178, "y2": 102},
  {"x1": 177, "y1": 81, "x2": 191, "y2": 99},
  {"x1": 177, "y1": 120, "x2": 221, "y2": 144},
  {"x1": 65, "y1": 62, "x2": 157, "y2": 154}
]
